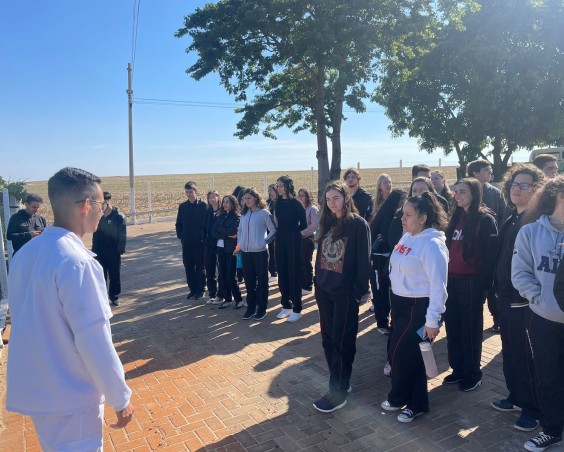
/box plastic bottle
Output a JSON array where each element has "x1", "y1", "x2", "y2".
[{"x1": 419, "y1": 342, "x2": 439, "y2": 378}]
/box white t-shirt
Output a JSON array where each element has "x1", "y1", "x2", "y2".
[{"x1": 6, "y1": 226, "x2": 131, "y2": 416}]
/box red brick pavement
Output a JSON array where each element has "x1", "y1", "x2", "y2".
[{"x1": 1, "y1": 222, "x2": 563, "y2": 451}]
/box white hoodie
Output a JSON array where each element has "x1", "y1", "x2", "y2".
[
  {"x1": 389, "y1": 228, "x2": 449, "y2": 328},
  {"x1": 512, "y1": 215, "x2": 564, "y2": 324}
]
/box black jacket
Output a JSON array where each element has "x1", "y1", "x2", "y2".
[
  {"x1": 212, "y1": 212, "x2": 240, "y2": 254},
  {"x1": 352, "y1": 187, "x2": 374, "y2": 221},
  {"x1": 92, "y1": 208, "x2": 127, "y2": 255},
  {"x1": 201, "y1": 208, "x2": 220, "y2": 247},
  {"x1": 176, "y1": 199, "x2": 207, "y2": 245},
  {"x1": 7, "y1": 209, "x2": 47, "y2": 254},
  {"x1": 495, "y1": 210, "x2": 527, "y2": 303}
]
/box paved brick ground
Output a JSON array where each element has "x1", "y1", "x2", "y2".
[{"x1": 1, "y1": 222, "x2": 563, "y2": 451}]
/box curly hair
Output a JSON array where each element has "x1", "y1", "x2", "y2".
[
  {"x1": 500, "y1": 163, "x2": 544, "y2": 209},
  {"x1": 218, "y1": 194, "x2": 240, "y2": 216},
  {"x1": 276, "y1": 175, "x2": 296, "y2": 199},
  {"x1": 523, "y1": 174, "x2": 564, "y2": 225}
]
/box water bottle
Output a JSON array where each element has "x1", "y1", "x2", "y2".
[{"x1": 419, "y1": 342, "x2": 439, "y2": 378}]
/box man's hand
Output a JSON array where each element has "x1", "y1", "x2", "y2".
[
  {"x1": 31, "y1": 230, "x2": 42, "y2": 237},
  {"x1": 110, "y1": 402, "x2": 134, "y2": 429}
]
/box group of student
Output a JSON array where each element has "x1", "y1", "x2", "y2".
[{"x1": 175, "y1": 153, "x2": 563, "y2": 452}]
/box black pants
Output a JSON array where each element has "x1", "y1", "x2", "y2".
[
  {"x1": 387, "y1": 294, "x2": 429, "y2": 413},
  {"x1": 316, "y1": 286, "x2": 359, "y2": 396},
  {"x1": 96, "y1": 252, "x2": 121, "y2": 300},
  {"x1": 242, "y1": 250, "x2": 269, "y2": 314},
  {"x1": 217, "y1": 247, "x2": 242, "y2": 303},
  {"x1": 268, "y1": 241, "x2": 277, "y2": 277},
  {"x1": 301, "y1": 238, "x2": 315, "y2": 291},
  {"x1": 275, "y1": 232, "x2": 302, "y2": 313},
  {"x1": 182, "y1": 242, "x2": 205, "y2": 294},
  {"x1": 444, "y1": 276, "x2": 484, "y2": 382},
  {"x1": 528, "y1": 311, "x2": 564, "y2": 437},
  {"x1": 498, "y1": 299, "x2": 540, "y2": 418},
  {"x1": 370, "y1": 254, "x2": 391, "y2": 328},
  {"x1": 204, "y1": 245, "x2": 218, "y2": 298},
  {"x1": 487, "y1": 287, "x2": 499, "y2": 327}
]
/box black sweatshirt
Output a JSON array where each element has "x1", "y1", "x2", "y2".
[
  {"x1": 211, "y1": 211, "x2": 240, "y2": 254},
  {"x1": 6, "y1": 209, "x2": 47, "y2": 254},
  {"x1": 352, "y1": 187, "x2": 374, "y2": 221},
  {"x1": 274, "y1": 197, "x2": 307, "y2": 235},
  {"x1": 176, "y1": 199, "x2": 207, "y2": 245},
  {"x1": 92, "y1": 208, "x2": 127, "y2": 255},
  {"x1": 314, "y1": 215, "x2": 371, "y2": 301}
]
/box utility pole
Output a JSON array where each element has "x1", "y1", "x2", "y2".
[{"x1": 127, "y1": 63, "x2": 136, "y2": 223}]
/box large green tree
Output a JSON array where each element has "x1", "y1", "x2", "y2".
[
  {"x1": 376, "y1": 0, "x2": 564, "y2": 181},
  {"x1": 176, "y1": 0, "x2": 469, "y2": 194}
]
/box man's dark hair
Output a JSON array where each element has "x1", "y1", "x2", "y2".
[
  {"x1": 184, "y1": 181, "x2": 197, "y2": 191},
  {"x1": 467, "y1": 159, "x2": 491, "y2": 177},
  {"x1": 25, "y1": 193, "x2": 43, "y2": 204},
  {"x1": 411, "y1": 164, "x2": 431, "y2": 179},
  {"x1": 48, "y1": 167, "x2": 101, "y2": 216},
  {"x1": 103, "y1": 191, "x2": 112, "y2": 200},
  {"x1": 343, "y1": 167, "x2": 361, "y2": 181},
  {"x1": 532, "y1": 153, "x2": 558, "y2": 170}
]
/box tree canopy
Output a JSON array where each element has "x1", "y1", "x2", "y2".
[{"x1": 376, "y1": 0, "x2": 564, "y2": 180}]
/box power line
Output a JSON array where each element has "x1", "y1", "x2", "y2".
[{"x1": 131, "y1": 0, "x2": 141, "y2": 72}]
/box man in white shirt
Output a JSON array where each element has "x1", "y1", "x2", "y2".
[{"x1": 6, "y1": 167, "x2": 134, "y2": 451}]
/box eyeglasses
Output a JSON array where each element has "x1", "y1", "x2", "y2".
[
  {"x1": 510, "y1": 182, "x2": 532, "y2": 190},
  {"x1": 75, "y1": 198, "x2": 108, "y2": 212}
]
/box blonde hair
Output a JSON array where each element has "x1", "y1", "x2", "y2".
[{"x1": 373, "y1": 173, "x2": 392, "y2": 217}]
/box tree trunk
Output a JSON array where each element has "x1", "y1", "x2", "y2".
[
  {"x1": 329, "y1": 95, "x2": 343, "y2": 182},
  {"x1": 492, "y1": 135, "x2": 503, "y2": 182},
  {"x1": 454, "y1": 142, "x2": 467, "y2": 180},
  {"x1": 314, "y1": 68, "x2": 329, "y2": 202}
]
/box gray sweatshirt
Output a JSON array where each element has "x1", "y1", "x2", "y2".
[
  {"x1": 301, "y1": 205, "x2": 319, "y2": 238},
  {"x1": 237, "y1": 208, "x2": 277, "y2": 252},
  {"x1": 512, "y1": 215, "x2": 564, "y2": 324}
]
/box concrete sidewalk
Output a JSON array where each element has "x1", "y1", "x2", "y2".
[{"x1": 1, "y1": 223, "x2": 562, "y2": 451}]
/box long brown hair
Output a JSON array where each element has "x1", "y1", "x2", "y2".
[
  {"x1": 298, "y1": 187, "x2": 318, "y2": 208},
  {"x1": 240, "y1": 187, "x2": 267, "y2": 215},
  {"x1": 218, "y1": 194, "x2": 240, "y2": 216},
  {"x1": 317, "y1": 180, "x2": 358, "y2": 241},
  {"x1": 446, "y1": 178, "x2": 487, "y2": 261}
]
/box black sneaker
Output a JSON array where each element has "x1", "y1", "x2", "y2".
[
  {"x1": 313, "y1": 392, "x2": 347, "y2": 413},
  {"x1": 515, "y1": 414, "x2": 540, "y2": 432},
  {"x1": 242, "y1": 310, "x2": 255, "y2": 320},
  {"x1": 193, "y1": 292, "x2": 204, "y2": 300},
  {"x1": 254, "y1": 311, "x2": 267, "y2": 321},
  {"x1": 186, "y1": 292, "x2": 196, "y2": 300},
  {"x1": 110, "y1": 297, "x2": 120, "y2": 307},
  {"x1": 218, "y1": 301, "x2": 233, "y2": 309},
  {"x1": 397, "y1": 408, "x2": 424, "y2": 423},
  {"x1": 490, "y1": 399, "x2": 521, "y2": 412},
  {"x1": 491, "y1": 325, "x2": 501, "y2": 333},
  {"x1": 524, "y1": 432, "x2": 562, "y2": 451},
  {"x1": 234, "y1": 300, "x2": 245, "y2": 309},
  {"x1": 443, "y1": 373, "x2": 463, "y2": 385},
  {"x1": 459, "y1": 377, "x2": 482, "y2": 392}
]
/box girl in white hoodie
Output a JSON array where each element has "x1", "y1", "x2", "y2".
[{"x1": 381, "y1": 192, "x2": 449, "y2": 423}]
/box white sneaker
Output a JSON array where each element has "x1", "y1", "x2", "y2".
[
  {"x1": 205, "y1": 298, "x2": 214, "y2": 305},
  {"x1": 212, "y1": 297, "x2": 224, "y2": 305},
  {"x1": 276, "y1": 308, "x2": 292, "y2": 319},
  {"x1": 301, "y1": 289, "x2": 312, "y2": 295},
  {"x1": 286, "y1": 312, "x2": 302, "y2": 323},
  {"x1": 384, "y1": 362, "x2": 391, "y2": 376}
]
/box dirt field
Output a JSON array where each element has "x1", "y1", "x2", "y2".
[{"x1": 23, "y1": 167, "x2": 458, "y2": 223}]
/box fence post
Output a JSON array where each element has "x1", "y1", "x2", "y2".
[
  {"x1": 439, "y1": 158, "x2": 442, "y2": 168},
  {"x1": 2, "y1": 189, "x2": 15, "y2": 259},
  {"x1": 357, "y1": 162, "x2": 360, "y2": 170},
  {"x1": 399, "y1": 160, "x2": 403, "y2": 186},
  {"x1": 148, "y1": 182, "x2": 153, "y2": 224}
]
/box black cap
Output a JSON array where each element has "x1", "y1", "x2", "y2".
[{"x1": 103, "y1": 191, "x2": 111, "y2": 200}]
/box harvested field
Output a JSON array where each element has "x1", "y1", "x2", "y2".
[{"x1": 24, "y1": 167, "x2": 458, "y2": 223}]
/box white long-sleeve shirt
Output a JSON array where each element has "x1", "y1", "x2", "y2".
[
  {"x1": 389, "y1": 228, "x2": 449, "y2": 328},
  {"x1": 7, "y1": 226, "x2": 131, "y2": 416}
]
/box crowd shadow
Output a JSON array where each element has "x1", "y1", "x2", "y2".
[{"x1": 108, "y1": 228, "x2": 546, "y2": 451}]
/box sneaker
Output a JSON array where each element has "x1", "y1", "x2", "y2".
[
  {"x1": 276, "y1": 308, "x2": 292, "y2": 319},
  {"x1": 313, "y1": 392, "x2": 347, "y2": 413},
  {"x1": 377, "y1": 327, "x2": 391, "y2": 335},
  {"x1": 218, "y1": 301, "x2": 233, "y2": 309},
  {"x1": 369, "y1": 304, "x2": 375, "y2": 312},
  {"x1": 347, "y1": 385, "x2": 352, "y2": 393},
  {"x1": 186, "y1": 291, "x2": 196, "y2": 300},
  {"x1": 443, "y1": 373, "x2": 463, "y2": 385},
  {"x1": 383, "y1": 362, "x2": 392, "y2": 377},
  {"x1": 515, "y1": 414, "x2": 540, "y2": 432},
  {"x1": 381, "y1": 400, "x2": 405, "y2": 412},
  {"x1": 234, "y1": 300, "x2": 245, "y2": 309},
  {"x1": 490, "y1": 399, "x2": 521, "y2": 412},
  {"x1": 110, "y1": 298, "x2": 120, "y2": 307},
  {"x1": 254, "y1": 311, "x2": 267, "y2": 321},
  {"x1": 397, "y1": 408, "x2": 424, "y2": 423},
  {"x1": 287, "y1": 312, "x2": 302, "y2": 323},
  {"x1": 212, "y1": 297, "x2": 224, "y2": 305},
  {"x1": 524, "y1": 432, "x2": 562, "y2": 451},
  {"x1": 459, "y1": 378, "x2": 482, "y2": 392},
  {"x1": 193, "y1": 292, "x2": 204, "y2": 300},
  {"x1": 205, "y1": 298, "x2": 215, "y2": 305},
  {"x1": 242, "y1": 309, "x2": 255, "y2": 320},
  {"x1": 302, "y1": 289, "x2": 312, "y2": 295},
  {"x1": 491, "y1": 325, "x2": 501, "y2": 334}
]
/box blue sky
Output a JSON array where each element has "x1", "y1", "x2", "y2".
[{"x1": 0, "y1": 0, "x2": 531, "y2": 182}]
